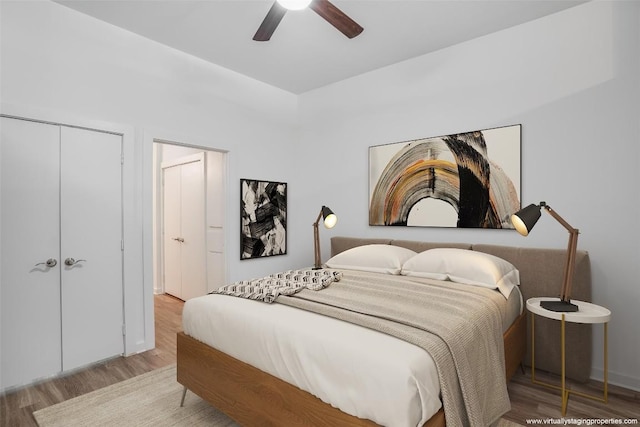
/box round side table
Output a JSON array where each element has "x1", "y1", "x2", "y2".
[{"x1": 526, "y1": 297, "x2": 611, "y2": 416}]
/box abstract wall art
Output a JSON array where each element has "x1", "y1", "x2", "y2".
[
  {"x1": 369, "y1": 124, "x2": 521, "y2": 229},
  {"x1": 240, "y1": 179, "x2": 287, "y2": 259}
]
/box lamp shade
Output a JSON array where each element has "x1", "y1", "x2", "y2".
[
  {"x1": 322, "y1": 206, "x2": 337, "y2": 228},
  {"x1": 511, "y1": 203, "x2": 542, "y2": 236},
  {"x1": 511, "y1": 201, "x2": 579, "y2": 312},
  {"x1": 314, "y1": 205, "x2": 337, "y2": 269},
  {"x1": 277, "y1": 0, "x2": 312, "y2": 10}
]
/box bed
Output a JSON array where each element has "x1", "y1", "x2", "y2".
[{"x1": 177, "y1": 236, "x2": 592, "y2": 426}]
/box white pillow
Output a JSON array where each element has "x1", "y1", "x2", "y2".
[
  {"x1": 325, "y1": 244, "x2": 417, "y2": 275},
  {"x1": 401, "y1": 248, "x2": 520, "y2": 298}
]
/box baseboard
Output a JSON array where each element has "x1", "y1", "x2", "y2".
[
  {"x1": 591, "y1": 368, "x2": 640, "y2": 392},
  {"x1": 124, "y1": 340, "x2": 155, "y2": 357}
]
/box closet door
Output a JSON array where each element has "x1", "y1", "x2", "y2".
[
  {"x1": 0, "y1": 118, "x2": 124, "y2": 389},
  {"x1": 60, "y1": 127, "x2": 124, "y2": 371},
  {"x1": 0, "y1": 118, "x2": 62, "y2": 389}
]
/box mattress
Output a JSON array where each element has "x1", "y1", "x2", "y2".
[{"x1": 182, "y1": 273, "x2": 522, "y2": 427}]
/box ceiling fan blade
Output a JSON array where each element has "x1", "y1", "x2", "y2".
[
  {"x1": 253, "y1": 2, "x2": 287, "y2": 41},
  {"x1": 309, "y1": 0, "x2": 363, "y2": 39}
]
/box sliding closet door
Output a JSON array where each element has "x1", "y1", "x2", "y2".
[
  {"x1": 60, "y1": 127, "x2": 124, "y2": 371},
  {"x1": 0, "y1": 118, "x2": 62, "y2": 389}
]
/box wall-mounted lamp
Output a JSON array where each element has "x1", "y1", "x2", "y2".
[
  {"x1": 511, "y1": 201, "x2": 579, "y2": 312},
  {"x1": 313, "y1": 205, "x2": 337, "y2": 269}
]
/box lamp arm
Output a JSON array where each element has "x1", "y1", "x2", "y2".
[
  {"x1": 542, "y1": 205, "x2": 578, "y2": 234},
  {"x1": 562, "y1": 230, "x2": 579, "y2": 302},
  {"x1": 313, "y1": 209, "x2": 323, "y2": 269},
  {"x1": 543, "y1": 205, "x2": 580, "y2": 302}
]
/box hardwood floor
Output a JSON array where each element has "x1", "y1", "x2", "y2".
[
  {"x1": 0, "y1": 294, "x2": 184, "y2": 427},
  {"x1": 2, "y1": 294, "x2": 638, "y2": 426},
  {"x1": 505, "y1": 369, "x2": 640, "y2": 423}
]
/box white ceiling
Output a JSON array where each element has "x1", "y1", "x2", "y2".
[{"x1": 54, "y1": 0, "x2": 587, "y2": 94}]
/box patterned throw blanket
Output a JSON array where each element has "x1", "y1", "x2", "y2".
[
  {"x1": 212, "y1": 269, "x2": 342, "y2": 303},
  {"x1": 277, "y1": 270, "x2": 511, "y2": 427}
]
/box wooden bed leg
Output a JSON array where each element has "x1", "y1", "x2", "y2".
[
  {"x1": 180, "y1": 386, "x2": 188, "y2": 407},
  {"x1": 520, "y1": 363, "x2": 526, "y2": 375}
]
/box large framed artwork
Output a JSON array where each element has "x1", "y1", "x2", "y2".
[
  {"x1": 369, "y1": 124, "x2": 521, "y2": 229},
  {"x1": 240, "y1": 179, "x2": 287, "y2": 259}
]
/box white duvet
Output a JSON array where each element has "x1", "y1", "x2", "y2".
[{"x1": 182, "y1": 284, "x2": 522, "y2": 427}]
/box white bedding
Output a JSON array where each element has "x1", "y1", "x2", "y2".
[{"x1": 182, "y1": 276, "x2": 522, "y2": 427}]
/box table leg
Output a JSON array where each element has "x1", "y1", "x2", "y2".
[
  {"x1": 604, "y1": 322, "x2": 608, "y2": 403},
  {"x1": 562, "y1": 322, "x2": 609, "y2": 405},
  {"x1": 528, "y1": 307, "x2": 609, "y2": 415},
  {"x1": 531, "y1": 312, "x2": 536, "y2": 383},
  {"x1": 561, "y1": 314, "x2": 568, "y2": 416}
]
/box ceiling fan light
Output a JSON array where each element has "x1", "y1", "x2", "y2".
[{"x1": 277, "y1": 0, "x2": 312, "y2": 11}]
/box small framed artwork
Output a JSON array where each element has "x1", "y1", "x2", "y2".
[
  {"x1": 369, "y1": 124, "x2": 521, "y2": 229},
  {"x1": 240, "y1": 179, "x2": 287, "y2": 259}
]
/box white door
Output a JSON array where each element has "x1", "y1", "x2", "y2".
[
  {"x1": 162, "y1": 165, "x2": 182, "y2": 298},
  {"x1": 0, "y1": 118, "x2": 124, "y2": 389},
  {"x1": 60, "y1": 127, "x2": 124, "y2": 370},
  {"x1": 179, "y1": 158, "x2": 206, "y2": 301},
  {"x1": 162, "y1": 154, "x2": 206, "y2": 300},
  {"x1": 1, "y1": 118, "x2": 62, "y2": 389}
]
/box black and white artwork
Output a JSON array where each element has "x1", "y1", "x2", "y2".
[{"x1": 240, "y1": 179, "x2": 287, "y2": 259}]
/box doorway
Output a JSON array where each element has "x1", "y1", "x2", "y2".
[{"x1": 152, "y1": 141, "x2": 227, "y2": 300}]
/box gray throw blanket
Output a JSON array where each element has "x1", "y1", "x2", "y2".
[
  {"x1": 212, "y1": 269, "x2": 342, "y2": 303},
  {"x1": 277, "y1": 270, "x2": 511, "y2": 427}
]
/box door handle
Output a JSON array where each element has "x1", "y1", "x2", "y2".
[
  {"x1": 64, "y1": 258, "x2": 86, "y2": 266},
  {"x1": 172, "y1": 237, "x2": 185, "y2": 243},
  {"x1": 35, "y1": 258, "x2": 58, "y2": 268}
]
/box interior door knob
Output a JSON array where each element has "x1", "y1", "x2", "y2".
[
  {"x1": 172, "y1": 237, "x2": 185, "y2": 243},
  {"x1": 64, "y1": 258, "x2": 86, "y2": 266},
  {"x1": 35, "y1": 258, "x2": 57, "y2": 268}
]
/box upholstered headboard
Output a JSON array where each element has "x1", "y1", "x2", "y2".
[{"x1": 330, "y1": 236, "x2": 593, "y2": 382}]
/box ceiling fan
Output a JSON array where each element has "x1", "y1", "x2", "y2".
[{"x1": 253, "y1": 0, "x2": 364, "y2": 41}]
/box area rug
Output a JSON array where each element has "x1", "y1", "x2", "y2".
[
  {"x1": 33, "y1": 365, "x2": 237, "y2": 427},
  {"x1": 34, "y1": 364, "x2": 522, "y2": 426}
]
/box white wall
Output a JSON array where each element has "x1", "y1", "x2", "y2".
[
  {"x1": 0, "y1": 0, "x2": 299, "y2": 355},
  {"x1": 1, "y1": 0, "x2": 638, "y2": 391},
  {"x1": 298, "y1": 1, "x2": 640, "y2": 390}
]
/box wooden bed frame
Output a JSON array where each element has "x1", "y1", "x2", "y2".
[
  {"x1": 176, "y1": 236, "x2": 536, "y2": 426},
  {"x1": 177, "y1": 312, "x2": 526, "y2": 427}
]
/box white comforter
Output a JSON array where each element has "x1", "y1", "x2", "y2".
[{"x1": 182, "y1": 279, "x2": 522, "y2": 427}]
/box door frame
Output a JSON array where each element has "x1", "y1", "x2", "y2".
[{"x1": 149, "y1": 136, "x2": 228, "y2": 301}]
